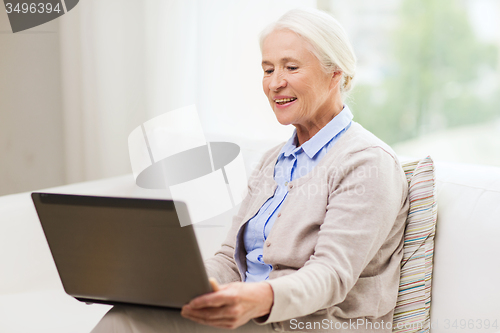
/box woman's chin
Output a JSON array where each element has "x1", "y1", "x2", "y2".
[
  {"x1": 272, "y1": 110, "x2": 294, "y2": 126},
  {"x1": 273, "y1": 116, "x2": 294, "y2": 126}
]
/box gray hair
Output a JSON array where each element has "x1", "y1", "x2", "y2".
[{"x1": 259, "y1": 7, "x2": 356, "y2": 96}]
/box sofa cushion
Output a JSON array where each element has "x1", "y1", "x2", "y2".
[
  {"x1": 430, "y1": 161, "x2": 500, "y2": 333},
  {"x1": 393, "y1": 156, "x2": 437, "y2": 332}
]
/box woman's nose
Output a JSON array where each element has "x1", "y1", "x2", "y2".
[{"x1": 269, "y1": 73, "x2": 287, "y2": 91}]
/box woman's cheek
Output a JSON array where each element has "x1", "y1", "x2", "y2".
[{"x1": 262, "y1": 79, "x2": 270, "y2": 95}]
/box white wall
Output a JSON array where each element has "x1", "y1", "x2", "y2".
[{"x1": 0, "y1": 10, "x2": 65, "y2": 196}]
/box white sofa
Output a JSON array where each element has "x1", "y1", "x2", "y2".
[{"x1": 1, "y1": 148, "x2": 500, "y2": 333}]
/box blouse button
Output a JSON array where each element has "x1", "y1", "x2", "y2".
[
  {"x1": 277, "y1": 213, "x2": 281, "y2": 218},
  {"x1": 266, "y1": 242, "x2": 271, "y2": 247}
]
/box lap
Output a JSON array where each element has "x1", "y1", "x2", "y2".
[{"x1": 90, "y1": 305, "x2": 277, "y2": 333}]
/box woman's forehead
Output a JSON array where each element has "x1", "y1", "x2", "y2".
[{"x1": 262, "y1": 30, "x2": 316, "y2": 61}]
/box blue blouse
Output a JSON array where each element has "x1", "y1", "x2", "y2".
[{"x1": 243, "y1": 105, "x2": 354, "y2": 282}]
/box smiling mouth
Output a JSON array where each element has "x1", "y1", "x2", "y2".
[{"x1": 275, "y1": 97, "x2": 297, "y2": 105}]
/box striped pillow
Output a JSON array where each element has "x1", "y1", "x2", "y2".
[{"x1": 392, "y1": 156, "x2": 437, "y2": 333}]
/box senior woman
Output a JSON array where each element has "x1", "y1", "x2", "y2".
[{"x1": 91, "y1": 7, "x2": 409, "y2": 333}]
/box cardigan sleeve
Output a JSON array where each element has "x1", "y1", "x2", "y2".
[
  {"x1": 204, "y1": 144, "x2": 282, "y2": 285},
  {"x1": 258, "y1": 146, "x2": 408, "y2": 324},
  {"x1": 203, "y1": 178, "x2": 256, "y2": 284}
]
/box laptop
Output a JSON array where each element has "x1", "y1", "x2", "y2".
[{"x1": 31, "y1": 192, "x2": 213, "y2": 309}]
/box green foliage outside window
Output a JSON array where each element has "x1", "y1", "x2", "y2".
[{"x1": 350, "y1": 0, "x2": 499, "y2": 144}]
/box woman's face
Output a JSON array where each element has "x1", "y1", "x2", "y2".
[{"x1": 261, "y1": 29, "x2": 341, "y2": 130}]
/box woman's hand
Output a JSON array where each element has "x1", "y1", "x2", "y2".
[{"x1": 180, "y1": 278, "x2": 274, "y2": 329}]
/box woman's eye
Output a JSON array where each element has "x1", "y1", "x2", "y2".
[
  {"x1": 287, "y1": 66, "x2": 298, "y2": 71},
  {"x1": 264, "y1": 69, "x2": 274, "y2": 74}
]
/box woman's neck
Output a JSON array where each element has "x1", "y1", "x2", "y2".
[{"x1": 294, "y1": 102, "x2": 344, "y2": 146}]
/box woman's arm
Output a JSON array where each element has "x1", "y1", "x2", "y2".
[
  {"x1": 203, "y1": 214, "x2": 244, "y2": 284},
  {"x1": 181, "y1": 279, "x2": 274, "y2": 329},
  {"x1": 259, "y1": 147, "x2": 408, "y2": 323},
  {"x1": 186, "y1": 146, "x2": 284, "y2": 329}
]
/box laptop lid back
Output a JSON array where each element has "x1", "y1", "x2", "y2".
[{"x1": 32, "y1": 193, "x2": 211, "y2": 309}]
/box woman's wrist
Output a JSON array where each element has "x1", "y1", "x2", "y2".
[{"x1": 255, "y1": 282, "x2": 274, "y2": 318}]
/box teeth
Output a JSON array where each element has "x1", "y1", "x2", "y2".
[{"x1": 275, "y1": 98, "x2": 296, "y2": 103}]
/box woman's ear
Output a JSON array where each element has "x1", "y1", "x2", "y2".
[{"x1": 330, "y1": 70, "x2": 343, "y2": 90}]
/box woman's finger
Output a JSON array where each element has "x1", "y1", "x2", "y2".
[
  {"x1": 188, "y1": 288, "x2": 238, "y2": 309},
  {"x1": 181, "y1": 304, "x2": 237, "y2": 321},
  {"x1": 181, "y1": 309, "x2": 243, "y2": 329},
  {"x1": 208, "y1": 277, "x2": 220, "y2": 292}
]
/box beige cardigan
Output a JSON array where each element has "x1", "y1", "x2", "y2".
[{"x1": 205, "y1": 122, "x2": 409, "y2": 332}]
